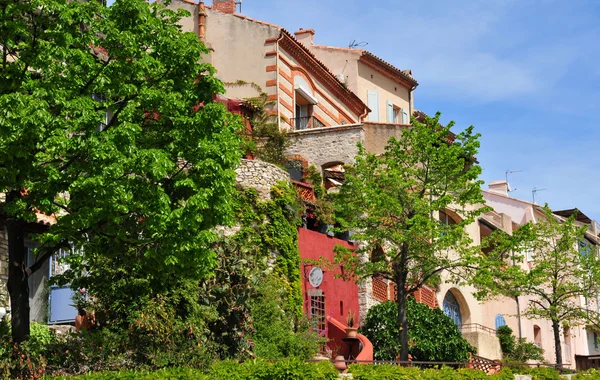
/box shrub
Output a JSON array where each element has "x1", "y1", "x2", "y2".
[
  {"x1": 348, "y1": 364, "x2": 560, "y2": 380},
  {"x1": 496, "y1": 325, "x2": 515, "y2": 355},
  {"x1": 249, "y1": 276, "x2": 324, "y2": 359},
  {"x1": 360, "y1": 299, "x2": 475, "y2": 362},
  {"x1": 496, "y1": 325, "x2": 544, "y2": 363}
]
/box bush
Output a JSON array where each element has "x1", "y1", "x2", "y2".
[
  {"x1": 360, "y1": 299, "x2": 475, "y2": 362},
  {"x1": 496, "y1": 325, "x2": 544, "y2": 363},
  {"x1": 249, "y1": 276, "x2": 324, "y2": 359},
  {"x1": 347, "y1": 364, "x2": 560, "y2": 380},
  {"x1": 52, "y1": 359, "x2": 338, "y2": 379}
]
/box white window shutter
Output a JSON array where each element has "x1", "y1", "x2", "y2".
[
  {"x1": 367, "y1": 90, "x2": 379, "y2": 122},
  {"x1": 401, "y1": 108, "x2": 409, "y2": 124},
  {"x1": 386, "y1": 101, "x2": 394, "y2": 123}
]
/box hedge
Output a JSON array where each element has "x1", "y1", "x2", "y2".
[
  {"x1": 48, "y1": 363, "x2": 600, "y2": 380},
  {"x1": 49, "y1": 359, "x2": 338, "y2": 379}
]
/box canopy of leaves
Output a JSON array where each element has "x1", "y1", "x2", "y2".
[
  {"x1": 360, "y1": 299, "x2": 475, "y2": 362},
  {"x1": 334, "y1": 112, "x2": 487, "y2": 292},
  {"x1": 474, "y1": 206, "x2": 600, "y2": 327},
  {"x1": 1, "y1": 0, "x2": 242, "y2": 280}
]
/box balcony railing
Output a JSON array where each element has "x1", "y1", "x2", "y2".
[
  {"x1": 460, "y1": 323, "x2": 497, "y2": 336},
  {"x1": 292, "y1": 180, "x2": 316, "y2": 202},
  {"x1": 290, "y1": 116, "x2": 326, "y2": 130}
]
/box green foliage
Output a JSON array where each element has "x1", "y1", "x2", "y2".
[
  {"x1": 334, "y1": 112, "x2": 487, "y2": 359},
  {"x1": 200, "y1": 237, "x2": 265, "y2": 360},
  {"x1": 1, "y1": 0, "x2": 243, "y2": 340},
  {"x1": 225, "y1": 81, "x2": 292, "y2": 165},
  {"x1": 348, "y1": 364, "x2": 515, "y2": 380},
  {"x1": 360, "y1": 300, "x2": 475, "y2": 362},
  {"x1": 475, "y1": 205, "x2": 600, "y2": 365},
  {"x1": 511, "y1": 341, "x2": 545, "y2": 363},
  {"x1": 496, "y1": 326, "x2": 516, "y2": 355},
  {"x1": 233, "y1": 183, "x2": 303, "y2": 319},
  {"x1": 249, "y1": 276, "x2": 325, "y2": 359},
  {"x1": 50, "y1": 359, "x2": 338, "y2": 380},
  {"x1": 496, "y1": 325, "x2": 544, "y2": 363}
]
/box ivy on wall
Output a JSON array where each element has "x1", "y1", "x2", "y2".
[{"x1": 232, "y1": 181, "x2": 304, "y2": 319}]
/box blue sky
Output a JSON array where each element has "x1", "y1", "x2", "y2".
[{"x1": 110, "y1": 0, "x2": 600, "y2": 220}]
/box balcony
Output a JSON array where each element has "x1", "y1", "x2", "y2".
[{"x1": 290, "y1": 116, "x2": 326, "y2": 131}]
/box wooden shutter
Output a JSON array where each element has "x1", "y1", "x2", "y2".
[
  {"x1": 386, "y1": 100, "x2": 394, "y2": 123},
  {"x1": 401, "y1": 108, "x2": 409, "y2": 124},
  {"x1": 367, "y1": 90, "x2": 379, "y2": 122}
]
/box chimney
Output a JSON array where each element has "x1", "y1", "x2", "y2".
[
  {"x1": 213, "y1": 0, "x2": 237, "y2": 14},
  {"x1": 488, "y1": 180, "x2": 509, "y2": 196},
  {"x1": 294, "y1": 28, "x2": 315, "y2": 45}
]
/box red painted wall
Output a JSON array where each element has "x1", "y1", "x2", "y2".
[{"x1": 298, "y1": 228, "x2": 359, "y2": 330}]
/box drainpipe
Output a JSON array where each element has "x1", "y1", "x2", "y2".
[
  {"x1": 511, "y1": 250, "x2": 523, "y2": 339},
  {"x1": 408, "y1": 84, "x2": 417, "y2": 122},
  {"x1": 198, "y1": 1, "x2": 207, "y2": 43}
]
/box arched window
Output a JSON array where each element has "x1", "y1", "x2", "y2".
[
  {"x1": 495, "y1": 314, "x2": 507, "y2": 330},
  {"x1": 443, "y1": 291, "x2": 462, "y2": 327},
  {"x1": 439, "y1": 210, "x2": 457, "y2": 226}
]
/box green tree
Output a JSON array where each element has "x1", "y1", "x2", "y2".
[
  {"x1": 360, "y1": 299, "x2": 475, "y2": 362},
  {"x1": 334, "y1": 112, "x2": 487, "y2": 361},
  {"x1": 0, "y1": 0, "x2": 242, "y2": 342},
  {"x1": 474, "y1": 206, "x2": 600, "y2": 366}
]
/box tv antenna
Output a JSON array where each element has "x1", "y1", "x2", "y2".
[
  {"x1": 532, "y1": 187, "x2": 547, "y2": 204},
  {"x1": 348, "y1": 39, "x2": 368, "y2": 49},
  {"x1": 505, "y1": 169, "x2": 522, "y2": 193},
  {"x1": 235, "y1": 0, "x2": 242, "y2": 13}
]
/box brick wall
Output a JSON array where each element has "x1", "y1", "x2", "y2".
[{"x1": 212, "y1": 0, "x2": 236, "y2": 14}]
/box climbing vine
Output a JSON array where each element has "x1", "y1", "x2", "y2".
[
  {"x1": 232, "y1": 181, "x2": 304, "y2": 319},
  {"x1": 225, "y1": 81, "x2": 292, "y2": 165}
]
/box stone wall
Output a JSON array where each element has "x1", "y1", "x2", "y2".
[
  {"x1": 235, "y1": 159, "x2": 290, "y2": 200},
  {"x1": 286, "y1": 125, "x2": 364, "y2": 169},
  {"x1": 358, "y1": 277, "x2": 380, "y2": 326}
]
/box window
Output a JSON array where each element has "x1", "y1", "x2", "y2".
[
  {"x1": 443, "y1": 291, "x2": 462, "y2": 327},
  {"x1": 309, "y1": 292, "x2": 326, "y2": 333},
  {"x1": 533, "y1": 325, "x2": 541, "y2": 346},
  {"x1": 579, "y1": 239, "x2": 592, "y2": 257},
  {"x1": 495, "y1": 314, "x2": 507, "y2": 330},
  {"x1": 525, "y1": 248, "x2": 535, "y2": 262},
  {"x1": 439, "y1": 210, "x2": 457, "y2": 226},
  {"x1": 284, "y1": 160, "x2": 303, "y2": 182},
  {"x1": 393, "y1": 106, "x2": 401, "y2": 123},
  {"x1": 386, "y1": 101, "x2": 406, "y2": 124}
]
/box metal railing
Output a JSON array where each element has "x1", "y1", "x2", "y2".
[
  {"x1": 460, "y1": 323, "x2": 497, "y2": 335},
  {"x1": 291, "y1": 116, "x2": 326, "y2": 130}
]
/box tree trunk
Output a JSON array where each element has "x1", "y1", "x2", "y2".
[
  {"x1": 396, "y1": 283, "x2": 409, "y2": 362},
  {"x1": 552, "y1": 318, "x2": 562, "y2": 368},
  {"x1": 6, "y1": 190, "x2": 30, "y2": 343}
]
